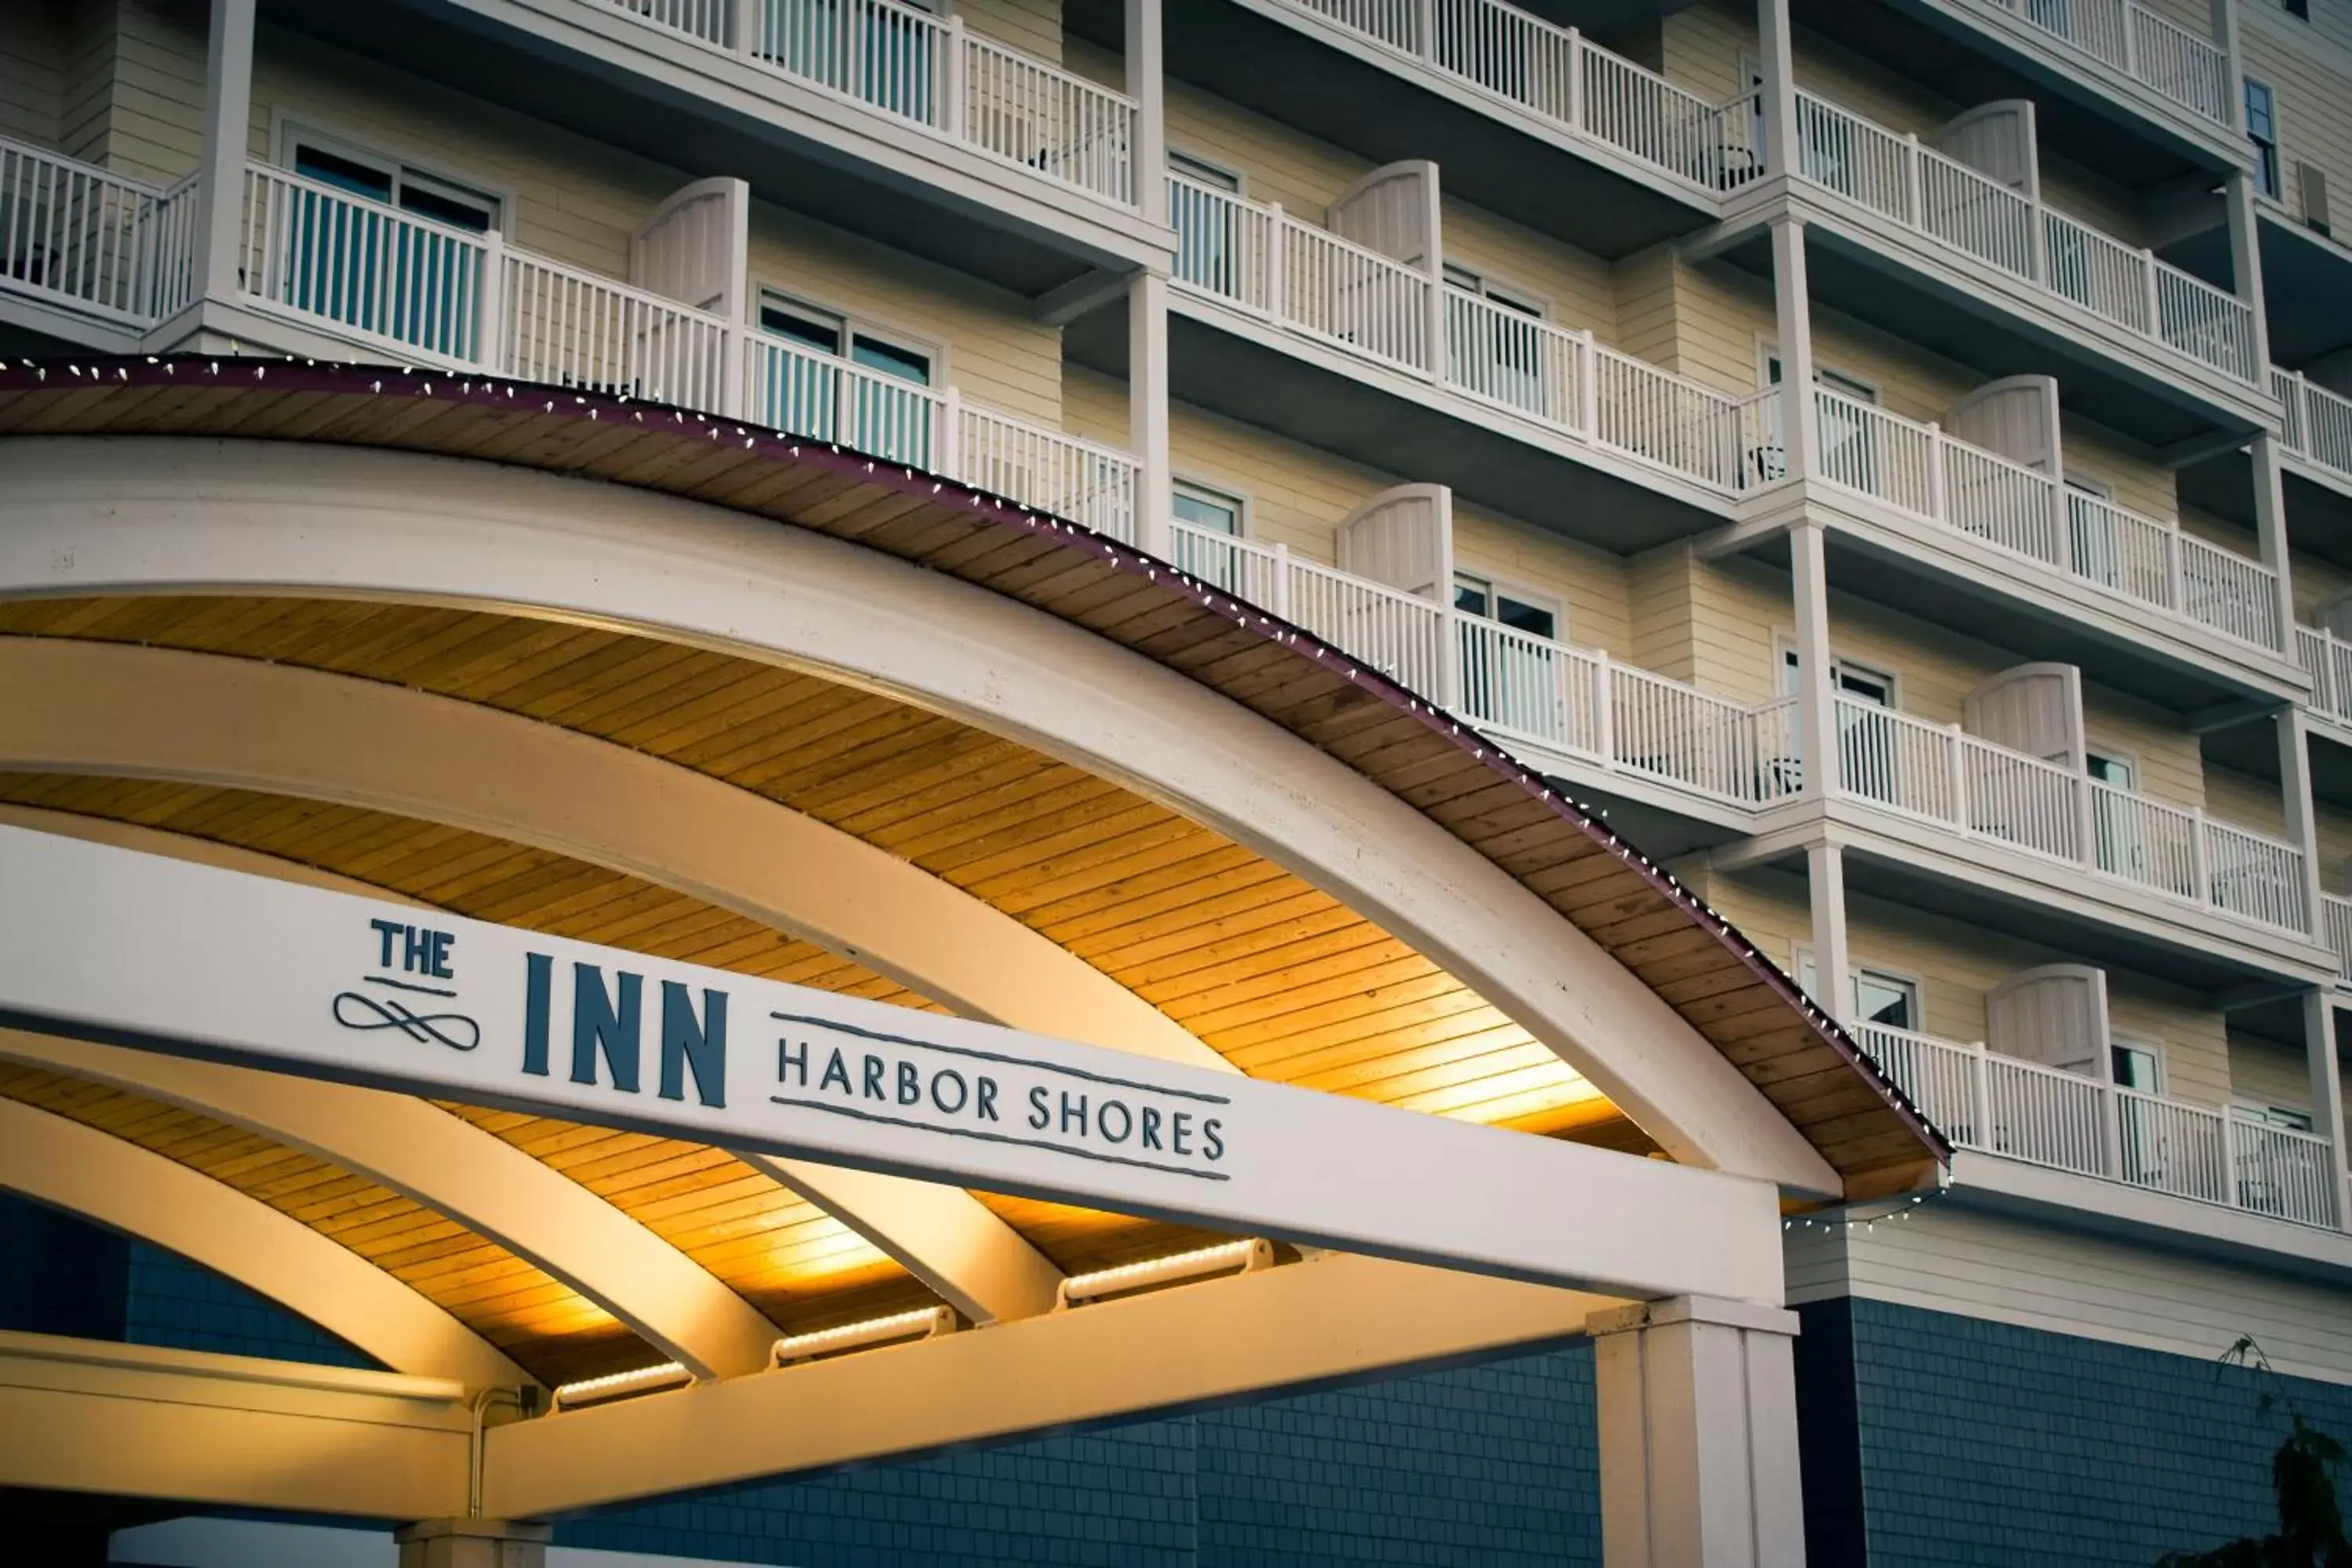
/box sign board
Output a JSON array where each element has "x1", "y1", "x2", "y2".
[{"x1": 0, "y1": 826, "x2": 1782, "y2": 1303}]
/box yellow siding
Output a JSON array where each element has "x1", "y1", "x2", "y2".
[
  {"x1": 60, "y1": 0, "x2": 204, "y2": 184},
  {"x1": 2229, "y1": 1030, "x2": 2320, "y2": 1113},
  {"x1": 955, "y1": 0, "x2": 1063, "y2": 67},
  {"x1": 0, "y1": 0, "x2": 64, "y2": 149},
  {"x1": 1697, "y1": 865, "x2": 2237, "y2": 1106},
  {"x1": 2244, "y1": 7, "x2": 2352, "y2": 231}
]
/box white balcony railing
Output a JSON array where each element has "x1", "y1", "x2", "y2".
[
  {"x1": 1854, "y1": 1020, "x2": 2341, "y2": 1229},
  {"x1": 746, "y1": 336, "x2": 1142, "y2": 541},
  {"x1": 1169, "y1": 517, "x2": 1803, "y2": 808},
  {"x1": 224, "y1": 162, "x2": 1144, "y2": 540},
  {"x1": 0, "y1": 134, "x2": 198, "y2": 326},
  {"x1": 604, "y1": 0, "x2": 1136, "y2": 205},
  {"x1": 1983, "y1": 0, "x2": 2231, "y2": 125},
  {"x1": 1791, "y1": 93, "x2": 2256, "y2": 383},
  {"x1": 1811, "y1": 387, "x2": 2284, "y2": 652},
  {"x1": 1835, "y1": 694, "x2": 2310, "y2": 933},
  {"x1": 2276, "y1": 367, "x2": 2352, "y2": 484},
  {"x1": 1167, "y1": 172, "x2": 1780, "y2": 499},
  {"x1": 1276, "y1": 0, "x2": 1752, "y2": 193}
]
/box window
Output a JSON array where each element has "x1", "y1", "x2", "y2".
[
  {"x1": 1168, "y1": 481, "x2": 1249, "y2": 591},
  {"x1": 1794, "y1": 952, "x2": 1919, "y2": 1030},
  {"x1": 270, "y1": 133, "x2": 501, "y2": 361},
  {"x1": 755, "y1": 291, "x2": 936, "y2": 465},
  {"x1": 1453, "y1": 572, "x2": 1558, "y2": 639},
  {"x1": 2085, "y1": 752, "x2": 2133, "y2": 787},
  {"x1": 289, "y1": 137, "x2": 500, "y2": 233},
  {"x1": 2111, "y1": 1042, "x2": 2161, "y2": 1091},
  {"x1": 1761, "y1": 353, "x2": 1878, "y2": 486},
  {"x1": 1168, "y1": 151, "x2": 1242, "y2": 193},
  {"x1": 1171, "y1": 480, "x2": 1243, "y2": 535},
  {"x1": 1169, "y1": 151, "x2": 1245, "y2": 295},
  {"x1": 1445, "y1": 263, "x2": 1552, "y2": 415},
  {"x1": 2283, "y1": 0, "x2": 2310, "y2": 20},
  {"x1": 1780, "y1": 648, "x2": 1896, "y2": 706},
  {"x1": 2247, "y1": 80, "x2": 2281, "y2": 200},
  {"x1": 2235, "y1": 1102, "x2": 2315, "y2": 1132}
]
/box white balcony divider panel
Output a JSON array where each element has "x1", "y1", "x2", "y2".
[
  {"x1": 2277, "y1": 367, "x2": 2352, "y2": 481},
  {"x1": 1985, "y1": 0, "x2": 2230, "y2": 123},
  {"x1": 1337, "y1": 484, "x2": 1453, "y2": 602},
  {"x1": 631, "y1": 178, "x2": 746, "y2": 319},
  {"x1": 1164, "y1": 175, "x2": 1775, "y2": 499},
  {"x1": 2324, "y1": 892, "x2": 2352, "y2": 982},
  {"x1": 1853, "y1": 1022, "x2": 2342, "y2": 1229},
  {"x1": 0, "y1": 136, "x2": 195, "y2": 325},
  {"x1": 1273, "y1": 0, "x2": 1748, "y2": 192},
  {"x1": 1832, "y1": 695, "x2": 2310, "y2": 932},
  {"x1": 1789, "y1": 93, "x2": 2255, "y2": 382},
  {"x1": 597, "y1": 0, "x2": 1138, "y2": 205},
  {"x1": 2296, "y1": 625, "x2": 2352, "y2": 729},
  {"x1": 1167, "y1": 517, "x2": 1802, "y2": 808},
  {"x1": 744, "y1": 336, "x2": 1142, "y2": 542},
  {"x1": 1810, "y1": 387, "x2": 2281, "y2": 651}
]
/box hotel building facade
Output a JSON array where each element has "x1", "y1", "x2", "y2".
[{"x1": 2, "y1": 0, "x2": 2352, "y2": 1561}]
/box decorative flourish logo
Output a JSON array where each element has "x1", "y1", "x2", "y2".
[
  {"x1": 333, "y1": 978, "x2": 481, "y2": 1051},
  {"x1": 336, "y1": 919, "x2": 479, "y2": 1051}
]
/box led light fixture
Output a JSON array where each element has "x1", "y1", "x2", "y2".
[
  {"x1": 770, "y1": 1305, "x2": 959, "y2": 1367},
  {"x1": 1055, "y1": 1238, "x2": 1275, "y2": 1308},
  {"x1": 550, "y1": 1359, "x2": 691, "y2": 1410}
]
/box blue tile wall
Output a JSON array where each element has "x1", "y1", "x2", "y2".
[
  {"x1": 1806, "y1": 1296, "x2": 2352, "y2": 1568},
  {"x1": 121, "y1": 1240, "x2": 376, "y2": 1369},
  {"x1": 0, "y1": 1193, "x2": 373, "y2": 1370},
  {"x1": 557, "y1": 1346, "x2": 1603, "y2": 1568}
]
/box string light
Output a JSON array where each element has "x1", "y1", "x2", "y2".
[{"x1": 1782, "y1": 1188, "x2": 1948, "y2": 1236}]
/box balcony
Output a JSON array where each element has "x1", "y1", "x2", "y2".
[
  {"x1": 1784, "y1": 0, "x2": 2246, "y2": 188},
  {"x1": 145, "y1": 158, "x2": 1141, "y2": 542},
  {"x1": 1831, "y1": 693, "x2": 2313, "y2": 942},
  {"x1": 2276, "y1": 368, "x2": 2352, "y2": 498},
  {"x1": 1704, "y1": 93, "x2": 2267, "y2": 449},
  {"x1": 1167, "y1": 514, "x2": 1798, "y2": 844},
  {"x1": 1133, "y1": 172, "x2": 1780, "y2": 550},
  {"x1": 1077, "y1": 0, "x2": 1746, "y2": 257},
  {"x1": 1804, "y1": 387, "x2": 2285, "y2": 661},
  {"x1": 0, "y1": 137, "x2": 198, "y2": 348},
  {"x1": 264, "y1": 0, "x2": 1164, "y2": 296},
  {"x1": 1857, "y1": 1019, "x2": 2342, "y2": 1232}
]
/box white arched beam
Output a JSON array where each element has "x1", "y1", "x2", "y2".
[
  {"x1": 0, "y1": 1029, "x2": 781, "y2": 1381},
  {"x1": 0, "y1": 1095, "x2": 530, "y2": 1392},
  {"x1": 0, "y1": 437, "x2": 1839, "y2": 1192}
]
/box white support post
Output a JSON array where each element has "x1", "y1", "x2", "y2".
[
  {"x1": 2300, "y1": 989, "x2": 2348, "y2": 1229},
  {"x1": 1755, "y1": 0, "x2": 1799, "y2": 180},
  {"x1": 190, "y1": 0, "x2": 256, "y2": 310},
  {"x1": 1590, "y1": 1297, "x2": 1807, "y2": 1568},
  {"x1": 2224, "y1": 171, "x2": 2273, "y2": 373},
  {"x1": 1125, "y1": 0, "x2": 1165, "y2": 215},
  {"x1": 396, "y1": 1519, "x2": 550, "y2": 1568},
  {"x1": 1769, "y1": 219, "x2": 1817, "y2": 480},
  {"x1": 2211, "y1": 0, "x2": 2246, "y2": 133},
  {"x1": 474, "y1": 230, "x2": 505, "y2": 376},
  {"x1": 2252, "y1": 431, "x2": 2297, "y2": 649},
  {"x1": 1128, "y1": 269, "x2": 1173, "y2": 560},
  {"x1": 1595, "y1": 649, "x2": 1617, "y2": 765},
  {"x1": 2279, "y1": 706, "x2": 2325, "y2": 936},
  {"x1": 1806, "y1": 840, "x2": 1850, "y2": 1026},
  {"x1": 1791, "y1": 520, "x2": 1836, "y2": 806}
]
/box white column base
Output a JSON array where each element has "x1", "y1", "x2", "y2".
[
  {"x1": 396, "y1": 1519, "x2": 550, "y2": 1568},
  {"x1": 1591, "y1": 1296, "x2": 1807, "y2": 1568}
]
